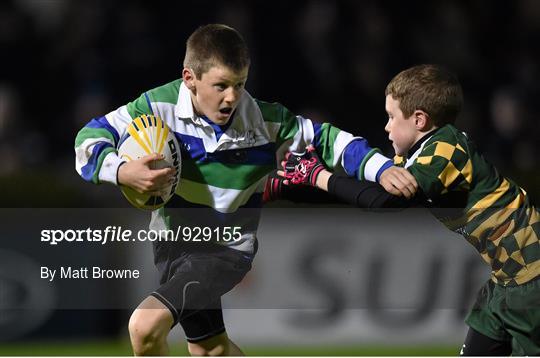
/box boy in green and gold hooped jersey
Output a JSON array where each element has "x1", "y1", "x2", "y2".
[{"x1": 278, "y1": 64, "x2": 540, "y2": 355}]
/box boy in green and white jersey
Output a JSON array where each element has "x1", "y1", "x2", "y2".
[{"x1": 75, "y1": 24, "x2": 415, "y2": 356}]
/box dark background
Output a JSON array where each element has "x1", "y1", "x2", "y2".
[
  {"x1": 1, "y1": 0, "x2": 539, "y2": 207},
  {"x1": 0, "y1": 0, "x2": 539, "y2": 349}
]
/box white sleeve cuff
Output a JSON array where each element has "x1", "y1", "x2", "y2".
[
  {"x1": 363, "y1": 152, "x2": 392, "y2": 182},
  {"x1": 98, "y1": 152, "x2": 125, "y2": 185}
]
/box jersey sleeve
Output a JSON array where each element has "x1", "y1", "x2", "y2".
[
  {"x1": 407, "y1": 140, "x2": 471, "y2": 200},
  {"x1": 341, "y1": 140, "x2": 393, "y2": 182},
  {"x1": 273, "y1": 104, "x2": 391, "y2": 179},
  {"x1": 75, "y1": 92, "x2": 155, "y2": 185},
  {"x1": 126, "y1": 91, "x2": 154, "y2": 118}
]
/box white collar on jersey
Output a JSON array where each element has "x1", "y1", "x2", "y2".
[
  {"x1": 173, "y1": 81, "x2": 267, "y2": 149},
  {"x1": 404, "y1": 132, "x2": 438, "y2": 169},
  {"x1": 174, "y1": 81, "x2": 198, "y2": 122},
  {"x1": 174, "y1": 81, "x2": 254, "y2": 128},
  {"x1": 174, "y1": 81, "x2": 264, "y2": 128}
]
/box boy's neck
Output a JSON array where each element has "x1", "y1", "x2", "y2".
[{"x1": 406, "y1": 127, "x2": 440, "y2": 159}]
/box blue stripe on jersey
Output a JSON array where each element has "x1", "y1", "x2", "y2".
[
  {"x1": 313, "y1": 123, "x2": 323, "y2": 147},
  {"x1": 205, "y1": 143, "x2": 276, "y2": 166},
  {"x1": 144, "y1": 92, "x2": 155, "y2": 116},
  {"x1": 173, "y1": 132, "x2": 276, "y2": 166},
  {"x1": 117, "y1": 132, "x2": 129, "y2": 149},
  {"x1": 174, "y1": 132, "x2": 206, "y2": 161},
  {"x1": 81, "y1": 142, "x2": 113, "y2": 182},
  {"x1": 201, "y1": 115, "x2": 233, "y2": 141},
  {"x1": 86, "y1": 116, "x2": 120, "y2": 144},
  {"x1": 376, "y1": 160, "x2": 394, "y2": 182},
  {"x1": 342, "y1": 139, "x2": 373, "y2": 177}
]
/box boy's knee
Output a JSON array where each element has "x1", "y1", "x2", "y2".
[
  {"x1": 188, "y1": 333, "x2": 229, "y2": 356},
  {"x1": 128, "y1": 307, "x2": 172, "y2": 355}
]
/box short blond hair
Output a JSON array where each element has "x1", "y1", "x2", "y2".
[
  {"x1": 183, "y1": 24, "x2": 250, "y2": 78},
  {"x1": 385, "y1": 64, "x2": 463, "y2": 126}
]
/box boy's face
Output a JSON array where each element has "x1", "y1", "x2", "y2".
[
  {"x1": 384, "y1": 95, "x2": 419, "y2": 156},
  {"x1": 185, "y1": 64, "x2": 248, "y2": 125}
]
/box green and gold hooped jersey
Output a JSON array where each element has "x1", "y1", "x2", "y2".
[{"x1": 403, "y1": 124, "x2": 540, "y2": 286}]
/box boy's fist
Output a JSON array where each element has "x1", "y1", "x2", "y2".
[
  {"x1": 279, "y1": 145, "x2": 325, "y2": 186},
  {"x1": 379, "y1": 166, "x2": 418, "y2": 199},
  {"x1": 117, "y1": 153, "x2": 176, "y2": 195}
]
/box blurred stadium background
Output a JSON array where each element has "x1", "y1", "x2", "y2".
[{"x1": 1, "y1": 0, "x2": 539, "y2": 355}]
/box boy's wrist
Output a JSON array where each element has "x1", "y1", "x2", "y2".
[
  {"x1": 362, "y1": 152, "x2": 392, "y2": 182},
  {"x1": 116, "y1": 161, "x2": 127, "y2": 186},
  {"x1": 98, "y1": 152, "x2": 125, "y2": 185},
  {"x1": 375, "y1": 160, "x2": 395, "y2": 183},
  {"x1": 315, "y1": 170, "x2": 332, "y2": 191}
]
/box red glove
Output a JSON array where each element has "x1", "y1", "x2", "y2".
[
  {"x1": 262, "y1": 171, "x2": 287, "y2": 203},
  {"x1": 281, "y1": 145, "x2": 325, "y2": 186}
]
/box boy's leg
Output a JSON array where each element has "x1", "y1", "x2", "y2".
[
  {"x1": 181, "y1": 304, "x2": 244, "y2": 356},
  {"x1": 460, "y1": 327, "x2": 511, "y2": 356},
  {"x1": 503, "y1": 277, "x2": 540, "y2": 355},
  {"x1": 463, "y1": 280, "x2": 512, "y2": 355},
  {"x1": 465, "y1": 276, "x2": 540, "y2": 355},
  {"x1": 226, "y1": 339, "x2": 244, "y2": 355},
  {"x1": 148, "y1": 245, "x2": 252, "y2": 356},
  {"x1": 187, "y1": 332, "x2": 244, "y2": 356},
  {"x1": 128, "y1": 295, "x2": 174, "y2": 356},
  {"x1": 507, "y1": 309, "x2": 540, "y2": 355},
  {"x1": 129, "y1": 296, "x2": 242, "y2": 357}
]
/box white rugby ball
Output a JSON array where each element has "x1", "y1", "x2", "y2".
[{"x1": 117, "y1": 114, "x2": 181, "y2": 210}]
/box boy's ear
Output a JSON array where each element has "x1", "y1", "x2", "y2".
[
  {"x1": 413, "y1": 110, "x2": 431, "y2": 131},
  {"x1": 182, "y1": 68, "x2": 196, "y2": 90}
]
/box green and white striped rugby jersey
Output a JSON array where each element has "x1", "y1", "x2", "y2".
[
  {"x1": 75, "y1": 79, "x2": 390, "y2": 252},
  {"x1": 398, "y1": 124, "x2": 540, "y2": 286}
]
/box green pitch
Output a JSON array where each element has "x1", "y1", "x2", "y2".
[{"x1": 0, "y1": 340, "x2": 458, "y2": 356}]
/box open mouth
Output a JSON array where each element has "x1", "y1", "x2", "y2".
[{"x1": 219, "y1": 107, "x2": 233, "y2": 115}]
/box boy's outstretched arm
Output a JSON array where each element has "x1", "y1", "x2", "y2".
[
  {"x1": 326, "y1": 174, "x2": 413, "y2": 208},
  {"x1": 278, "y1": 147, "x2": 419, "y2": 208},
  {"x1": 271, "y1": 104, "x2": 414, "y2": 195}
]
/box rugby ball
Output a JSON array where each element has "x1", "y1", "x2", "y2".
[{"x1": 117, "y1": 114, "x2": 181, "y2": 210}]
